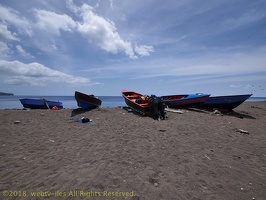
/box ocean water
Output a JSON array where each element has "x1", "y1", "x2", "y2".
[
  {"x1": 0, "y1": 96, "x2": 126, "y2": 110},
  {"x1": 0, "y1": 95, "x2": 265, "y2": 110}
]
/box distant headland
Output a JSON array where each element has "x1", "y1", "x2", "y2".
[{"x1": 0, "y1": 92, "x2": 14, "y2": 96}]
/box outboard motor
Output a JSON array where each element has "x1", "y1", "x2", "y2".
[
  {"x1": 148, "y1": 95, "x2": 159, "y2": 120},
  {"x1": 158, "y1": 98, "x2": 166, "y2": 120},
  {"x1": 148, "y1": 95, "x2": 166, "y2": 120}
]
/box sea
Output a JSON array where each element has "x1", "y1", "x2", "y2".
[
  {"x1": 0, "y1": 95, "x2": 265, "y2": 110},
  {"x1": 0, "y1": 96, "x2": 126, "y2": 110}
]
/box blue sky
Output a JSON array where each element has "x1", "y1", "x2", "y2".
[{"x1": 0, "y1": 0, "x2": 265, "y2": 96}]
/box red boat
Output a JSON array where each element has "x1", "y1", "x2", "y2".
[
  {"x1": 160, "y1": 93, "x2": 210, "y2": 108},
  {"x1": 121, "y1": 90, "x2": 150, "y2": 116}
]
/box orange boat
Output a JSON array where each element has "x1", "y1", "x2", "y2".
[
  {"x1": 121, "y1": 90, "x2": 150, "y2": 116},
  {"x1": 121, "y1": 90, "x2": 166, "y2": 120}
]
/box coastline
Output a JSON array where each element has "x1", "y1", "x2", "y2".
[{"x1": 0, "y1": 102, "x2": 266, "y2": 199}]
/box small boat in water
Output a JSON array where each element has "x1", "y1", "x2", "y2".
[
  {"x1": 75, "y1": 91, "x2": 102, "y2": 110},
  {"x1": 201, "y1": 94, "x2": 253, "y2": 110},
  {"x1": 19, "y1": 98, "x2": 63, "y2": 109},
  {"x1": 160, "y1": 93, "x2": 210, "y2": 108}
]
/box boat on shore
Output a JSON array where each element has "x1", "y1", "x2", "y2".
[
  {"x1": 75, "y1": 91, "x2": 102, "y2": 110},
  {"x1": 19, "y1": 98, "x2": 63, "y2": 109},
  {"x1": 200, "y1": 94, "x2": 253, "y2": 110},
  {"x1": 160, "y1": 93, "x2": 210, "y2": 108},
  {"x1": 122, "y1": 90, "x2": 166, "y2": 120},
  {"x1": 121, "y1": 90, "x2": 150, "y2": 116}
]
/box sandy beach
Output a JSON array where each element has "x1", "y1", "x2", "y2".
[{"x1": 0, "y1": 102, "x2": 266, "y2": 200}]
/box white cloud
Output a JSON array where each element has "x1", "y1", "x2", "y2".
[
  {"x1": 222, "y1": 10, "x2": 266, "y2": 31},
  {"x1": 135, "y1": 45, "x2": 154, "y2": 57},
  {"x1": 0, "y1": 41, "x2": 12, "y2": 58},
  {"x1": 229, "y1": 84, "x2": 242, "y2": 88},
  {"x1": 0, "y1": 60, "x2": 96, "y2": 86},
  {"x1": 0, "y1": 5, "x2": 32, "y2": 36},
  {"x1": 16, "y1": 45, "x2": 33, "y2": 58},
  {"x1": 33, "y1": 9, "x2": 77, "y2": 36},
  {"x1": 109, "y1": 0, "x2": 115, "y2": 10},
  {"x1": 67, "y1": 0, "x2": 138, "y2": 59},
  {"x1": 0, "y1": 23, "x2": 19, "y2": 41}
]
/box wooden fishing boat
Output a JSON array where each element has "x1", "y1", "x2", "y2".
[
  {"x1": 19, "y1": 98, "x2": 63, "y2": 109},
  {"x1": 75, "y1": 91, "x2": 102, "y2": 110},
  {"x1": 121, "y1": 90, "x2": 150, "y2": 116},
  {"x1": 122, "y1": 90, "x2": 167, "y2": 120},
  {"x1": 201, "y1": 94, "x2": 252, "y2": 110},
  {"x1": 160, "y1": 93, "x2": 210, "y2": 108}
]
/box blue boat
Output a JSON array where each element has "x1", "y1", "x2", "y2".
[
  {"x1": 160, "y1": 93, "x2": 211, "y2": 108},
  {"x1": 201, "y1": 94, "x2": 253, "y2": 110},
  {"x1": 75, "y1": 91, "x2": 102, "y2": 110},
  {"x1": 19, "y1": 98, "x2": 63, "y2": 109}
]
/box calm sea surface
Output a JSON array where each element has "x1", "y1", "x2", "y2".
[
  {"x1": 0, "y1": 96, "x2": 126, "y2": 110},
  {"x1": 0, "y1": 95, "x2": 265, "y2": 110}
]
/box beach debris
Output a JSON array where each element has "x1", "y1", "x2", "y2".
[
  {"x1": 211, "y1": 109, "x2": 223, "y2": 116},
  {"x1": 76, "y1": 117, "x2": 92, "y2": 123},
  {"x1": 153, "y1": 182, "x2": 159, "y2": 187},
  {"x1": 122, "y1": 106, "x2": 132, "y2": 112},
  {"x1": 14, "y1": 120, "x2": 21, "y2": 124},
  {"x1": 41, "y1": 113, "x2": 45, "y2": 116},
  {"x1": 234, "y1": 128, "x2": 249, "y2": 134},
  {"x1": 149, "y1": 176, "x2": 160, "y2": 187},
  {"x1": 52, "y1": 106, "x2": 60, "y2": 110},
  {"x1": 165, "y1": 108, "x2": 184, "y2": 114},
  {"x1": 49, "y1": 139, "x2": 55, "y2": 143},
  {"x1": 45, "y1": 102, "x2": 50, "y2": 109},
  {"x1": 240, "y1": 187, "x2": 244, "y2": 190},
  {"x1": 205, "y1": 155, "x2": 211, "y2": 160}
]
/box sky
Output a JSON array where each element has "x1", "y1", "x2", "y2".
[{"x1": 0, "y1": 0, "x2": 266, "y2": 96}]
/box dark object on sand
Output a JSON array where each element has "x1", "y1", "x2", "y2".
[
  {"x1": 160, "y1": 93, "x2": 210, "y2": 108},
  {"x1": 200, "y1": 94, "x2": 253, "y2": 110},
  {"x1": 75, "y1": 91, "x2": 102, "y2": 110},
  {"x1": 19, "y1": 98, "x2": 63, "y2": 109},
  {"x1": 121, "y1": 90, "x2": 166, "y2": 120}
]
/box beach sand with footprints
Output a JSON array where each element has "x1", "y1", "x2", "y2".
[{"x1": 0, "y1": 102, "x2": 266, "y2": 199}]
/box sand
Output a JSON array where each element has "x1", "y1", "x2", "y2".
[{"x1": 0, "y1": 102, "x2": 266, "y2": 200}]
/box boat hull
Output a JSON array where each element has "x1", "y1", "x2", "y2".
[
  {"x1": 121, "y1": 90, "x2": 150, "y2": 116},
  {"x1": 19, "y1": 98, "x2": 63, "y2": 109},
  {"x1": 75, "y1": 91, "x2": 102, "y2": 110},
  {"x1": 201, "y1": 94, "x2": 252, "y2": 110},
  {"x1": 161, "y1": 93, "x2": 210, "y2": 108}
]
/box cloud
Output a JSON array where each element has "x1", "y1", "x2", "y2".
[
  {"x1": 222, "y1": 10, "x2": 266, "y2": 30},
  {"x1": 135, "y1": 45, "x2": 154, "y2": 57},
  {"x1": 0, "y1": 41, "x2": 12, "y2": 58},
  {"x1": 16, "y1": 45, "x2": 34, "y2": 58},
  {"x1": 67, "y1": 0, "x2": 138, "y2": 59},
  {"x1": 109, "y1": 0, "x2": 115, "y2": 10},
  {"x1": 0, "y1": 5, "x2": 32, "y2": 36},
  {"x1": 0, "y1": 23, "x2": 19, "y2": 41},
  {"x1": 33, "y1": 9, "x2": 77, "y2": 36},
  {"x1": 229, "y1": 84, "x2": 242, "y2": 88},
  {"x1": 0, "y1": 60, "x2": 96, "y2": 86}
]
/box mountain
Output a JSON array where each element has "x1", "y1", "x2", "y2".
[{"x1": 0, "y1": 92, "x2": 14, "y2": 96}]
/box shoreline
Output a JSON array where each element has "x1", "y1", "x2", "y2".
[
  {"x1": 0, "y1": 100, "x2": 266, "y2": 110},
  {"x1": 1, "y1": 101, "x2": 266, "y2": 199}
]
